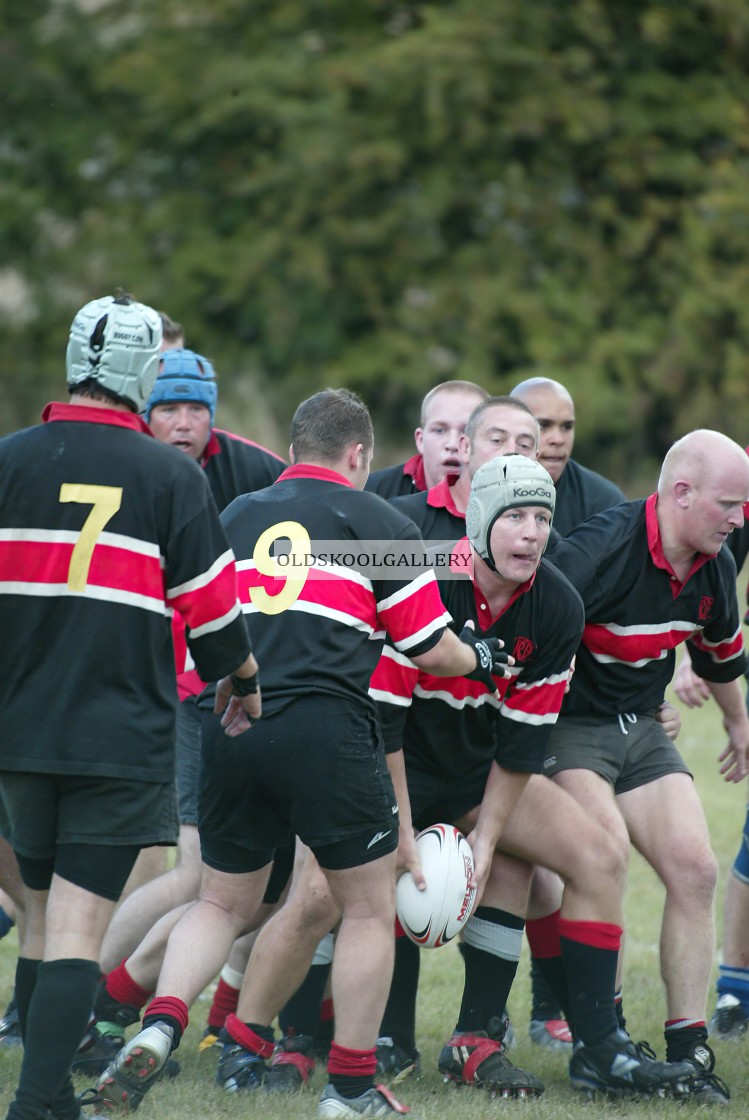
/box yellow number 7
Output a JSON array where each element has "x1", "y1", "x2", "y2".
[
  {"x1": 250, "y1": 520, "x2": 311, "y2": 615},
  {"x1": 59, "y1": 483, "x2": 123, "y2": 591}
]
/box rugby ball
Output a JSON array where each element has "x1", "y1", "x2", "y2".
[{"x1": 396, "y1": 824, "x2": 476, "y2": 948}]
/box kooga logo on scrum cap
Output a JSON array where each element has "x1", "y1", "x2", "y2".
[{"x1": 511, "y1": 485, "x2": 552, "y2": 499}]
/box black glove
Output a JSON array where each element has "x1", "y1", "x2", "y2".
[{"x1": 460, "y1": 624, "x2": 510, "y2": 689}]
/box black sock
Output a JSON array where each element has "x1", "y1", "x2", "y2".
[
  {"x1": 378, "y1": 935, "x2": 420, "y2": 1055},
  {"x1": 665, "y1": 1023, "x2": 707, "y2": 1063},
  {"x1": 13, "y1": 958, "x2": 40, "y2": 1041},
  {"x1": 532, "y1": 956, "x2": 575, "y2": 1031},
  {"x1": 530, "y1": 956, "x2": 563, "y2": 1020},
  {"x1": 456, "y1": 908, "x2": 523, "y2": 1033},
  {"x1": 7, "y1": 958, "x2": 100, "y2": 1120},
  {"x1": 279, "y1": 962, "x2": 331, "y2": 1039},
  {"x1": 560, "y1": 934, "x2": 618, "y2": 1045}
]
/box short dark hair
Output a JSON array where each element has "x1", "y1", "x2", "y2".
[
  {"x1": 291, "y1": 389, "x2": 374, "y2": 463},
  {"x1": 68, "y1": 378, "x2": 129, "y2": 409},
  {"x1": 464, "y1": 395, "x2": 537, "y2": 443},
  {"x1": 159, "y1": 311, "x2": 185, "y2": 346}
]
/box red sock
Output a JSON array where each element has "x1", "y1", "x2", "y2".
[
  {"x1": 106, "y1": 960, "x2": 152, "y2": 1008},
  {"x1": 143, "y1": 995, "x2": 189, "y2": 1036},
  {"x1": 207, "y1": 976, "x2": 240, "y2": 1031},
  {"x1": 224, "y1": 1013, "x2": 274, "y2": 1058}
]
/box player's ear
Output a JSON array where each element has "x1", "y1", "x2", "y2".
[
  {"x1": 288, "y1": 443, "x2": 296, "y2": 464},
  {"x1": 674, "y1": 480, "x2": 691, "y2": 507},
  {"x1": 414, "y1": 427, "x2": 424, "y2": 454}
]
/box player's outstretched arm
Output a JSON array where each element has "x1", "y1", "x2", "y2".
[
  {"x1": 412, "y1": 621, "x2": 513, "y2": 690},
  {"x1": 466, "y1": 762, "x2": 531, "y2": 902}
]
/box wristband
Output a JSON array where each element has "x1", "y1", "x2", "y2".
[{"x1": 231, "y1": 671, "x2": 259, "y2": 697}]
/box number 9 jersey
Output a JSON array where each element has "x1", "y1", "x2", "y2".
[{"x1": 216, "y1": 462, "x2": 453, "y2": 716}]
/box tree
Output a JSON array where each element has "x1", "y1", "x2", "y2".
[{"x1": 3, "y1": 0, "x2": 749, "y2": 487}]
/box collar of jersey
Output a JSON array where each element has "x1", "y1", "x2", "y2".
[
  {"x1": 276, "y1": 463, "x2": 354, "y2": 487},
  {"x1": 646, "y1": 491, "x2": 711, "y2": 588},
  {"x1": 403, "y1": 452, "x2": 426, "y2": 491},
  {"x1": 427, "y1": 473, "x2": 462, "y2": 516},
  {"x1": 42, "y1": 401, "x2": 152, "y2": 435}
]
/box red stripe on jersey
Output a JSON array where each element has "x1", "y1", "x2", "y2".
[
  {"x1": 376, "y1": 575, "x2": 450, "y2": 651},
  {"x1": 0, "y1": 538, "x2": 164, "y2": 600},
  {"x1": 583, "y1": 621, "x2": 689, "y2": 665},
  {"x1": 412, "y1": 672, "x2": 501, "y2": 706},
  {"x1": 238, "y1": 566, "x2": 380, "y2": 632},
  {"x1": 690, "y1": 627, "x2": 744, "y2": 664},
  {"x1": 168, "y1": 558, "x2": 239, "y2": 631},
  {"x1": 369, "y1": 649, "x2": 420, "y2": 704},
  {"x1": 502, "y1": 676, "x2": 568, "y2": 723}
]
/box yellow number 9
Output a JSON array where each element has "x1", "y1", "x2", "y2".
[{"x1": 249, "y1": 520, "x2": 311, "y2": 615}]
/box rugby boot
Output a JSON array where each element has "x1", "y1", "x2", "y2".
[
  {"x1": 266, "y1": 1033, "x2": 316, "y2": 1091},
  {"x1": 672, "y1": 1041, "x2": 730, "y2": 1105},
  {"x1": 375, "y1": 1037, "x2": 420, "y2": 1083},
  {"x1": 72, "y1": 1022, "x2": 125, "y2": 1077},
  {"x1": 438, "y1": 1015, "x2": 544, "y2": 1098},
  {"x1": 318, "y1": 1082, "x2": 416, "y2": 1117},
  {"x1": 528, "y1": 1016, "x2": 573, "y2": 1052},
  {"x1": 709, "y1": 994, "x2": 749, "y2": 1042},
  {"x1": 569, "y1": 1028, "x2": 696, "y2": 1100},
  {"x1": 94, "y1": 1021, "x2": 174, "y2": 1110},
  {"x1": 215, "y1": 1030, "x2": 269, "y2": 1092}
]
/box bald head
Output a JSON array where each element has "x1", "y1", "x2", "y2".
[
  {"x1": 658, "y1": 429, "x2": 749, "y2": 559},
  {"x1": 510, "y1": 377, "x2": 575, "y2": 482},
  {"x1": 511, "y1": 377, "x2": 573, "y2": 407}
]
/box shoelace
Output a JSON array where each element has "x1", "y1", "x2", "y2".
[
  {"x1": 617, "y1": 712, "x2": 637, "y2": 735},
  {"x1": 691, "y1": 1069, "x2": 731, "y2": 1099}
]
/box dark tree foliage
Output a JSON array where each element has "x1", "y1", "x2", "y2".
[{"x1": 2, "y1": 0, "x2": 749, "y2": 486}]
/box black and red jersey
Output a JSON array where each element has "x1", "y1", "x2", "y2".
[
  {"x1": 365, "y1": 453, "x2": 426, "y2": 500},
  {"x1": 552, "y1": 459, "x2": 626, "y2": 538},
  {"x1": 372, "y1": 538, "x2": 584, "y2": 776},
  {"x1": 201, "y1": 428, "x2": 285, "y2": 511},
  {"x1": 551, "y1": 495, "x2": 746, "y2": 716},
  {"x1": 217, "y1": 463, "x2": 451, "y2": 716},
  {"x1": 175, "y1": 428, "x2": 285, "y2": 699},
  {"x1": 391, "y1": 475, "x2": 465, "y2": 541},
  {"x1": 0, "y1": 403, "x2": 251, "y2": 782}
]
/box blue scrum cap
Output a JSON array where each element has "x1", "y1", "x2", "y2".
[{"x1": 144, "y1": 348, "x2": 217, "y2": 424}]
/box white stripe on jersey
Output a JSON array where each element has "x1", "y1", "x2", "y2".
[
  {"x1": 413, "y1": 683, "x2": 501, "y2": 710},
  {"x1": 376, "y1": 569, "x2": 439, "y2": 612},
  {"x1": 499, "y1": 705, "x2": 561, "y2": 727},
  {"x1": 394, "y1": 612, "x2": 451, "y2": 654},
  {"x1": 167, "y1": 548, "x2": 236, "y2": 598},
  {"x1": 242, "y1": 596, "x2": 377, "y2": 635},
  {"x1": 368, "y1": 687, "x2": 412, "y2": 707},
  {"x1": 189, "y1": 600, "x2": 242, "y2": 638},
  {"x1": 0, "y1": 581, "x2": 169, "y2": 614},
  {"x1": 236, "y1": 558, "x2": 374, "y2": 591},
  {"x1": 596, "y1": 620, "x2": 695, "y2": 638},
  {"x1": 0, "y1": 527, "x2": 163, "y2": 561}
]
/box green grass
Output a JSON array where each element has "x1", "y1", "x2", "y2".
[{"x1": 0, "y1": 691, "x2": 746, "y2": 1117}]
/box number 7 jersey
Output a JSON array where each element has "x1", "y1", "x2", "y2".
[{"x1": 0, "y1": 402, "x2": 251, "y2": 782}]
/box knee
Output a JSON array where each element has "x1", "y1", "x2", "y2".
[{"x1": 666, "y1": 845, "x2": 718, "y2": 904}]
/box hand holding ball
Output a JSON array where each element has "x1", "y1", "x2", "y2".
[{"x1": 396, "y1": 824, "x2": 476, "y2": 948}]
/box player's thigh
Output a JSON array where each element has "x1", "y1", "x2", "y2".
[
  {"x1": 618, "y1": 772, "x2": 714, "y2": 883},
  {"x1": 325, "y1": 850, "x2": 397, "y2": 921},
  {"x1": 500, "y1": 773, "x2": 627, "y2": 878}
]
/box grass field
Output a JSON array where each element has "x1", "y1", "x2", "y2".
[{"x1": 0, "y1": 690, "x2": 746, "y2": 1118}]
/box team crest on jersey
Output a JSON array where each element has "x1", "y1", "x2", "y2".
[
  {"x1": 698, "y1": 596, "x2": 714, "y2": 621},
  {"x1": 512, "y1": 636, "x2": 534, "y2": 662}
]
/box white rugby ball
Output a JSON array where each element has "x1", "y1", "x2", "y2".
[{"x1": 396, "y1": 823, "x2": 476, "y2": 948}]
